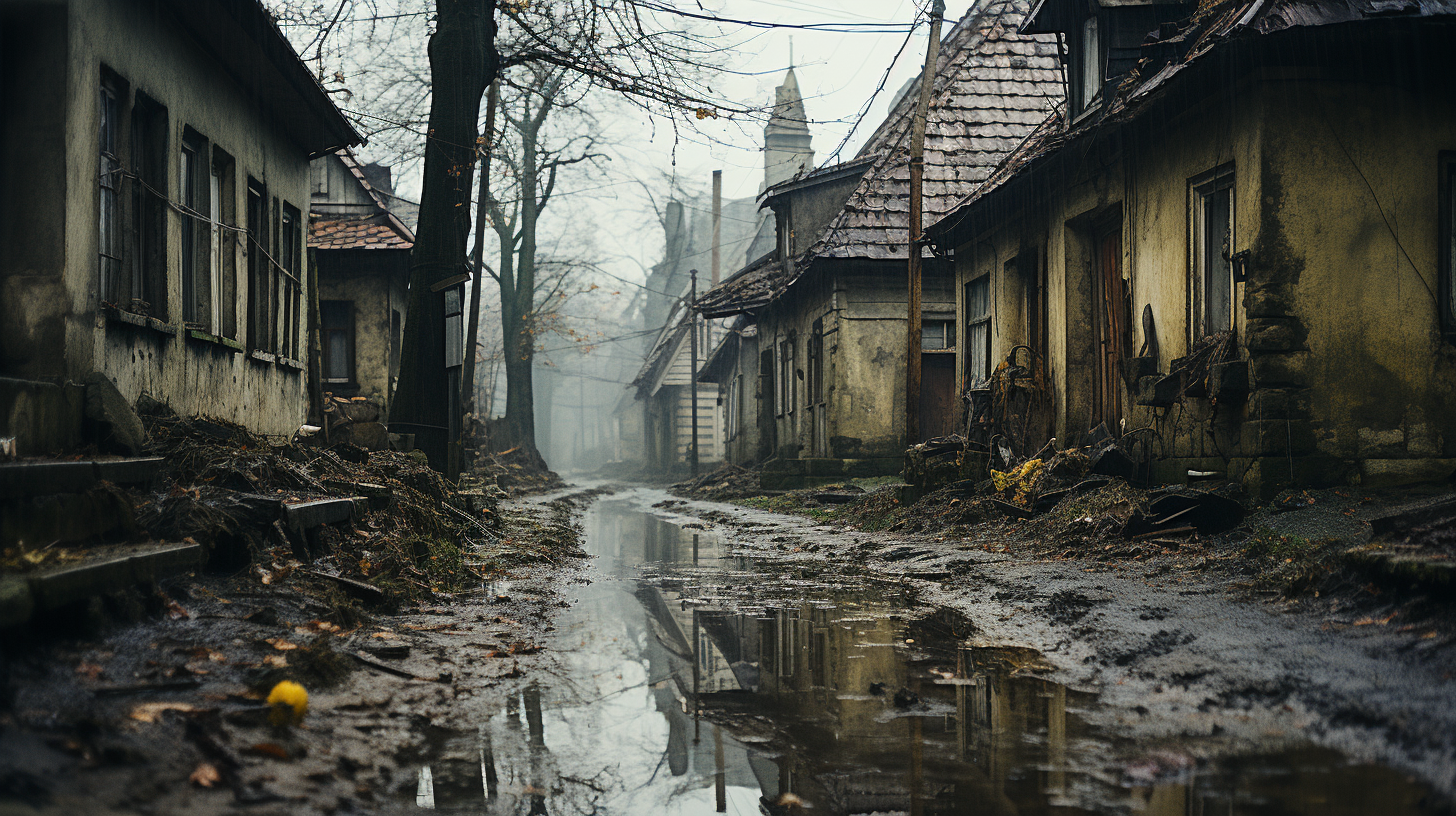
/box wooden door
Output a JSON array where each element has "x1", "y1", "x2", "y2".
[
  {"x1": 919, "y1": 354, "x2": 958, "y2": 442},
  {"x1": 1094, "y1": 228, "x2": 1126, "y2": 431},
  {"x1": 758, "y1": 348, "x2": 777, "y2": 461}
]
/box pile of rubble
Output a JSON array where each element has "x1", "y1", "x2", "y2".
[
  {"x1": 671, "y1": 465, "x2": 764, "y2": 500},
  {"x1": 135, "y1": 408, "x2": 503, "y2": 604}
]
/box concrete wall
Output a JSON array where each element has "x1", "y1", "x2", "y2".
[
  {"x1": 0, "y1": 0, "x2": 314, "y2": 438},
  {"x1": 950, "y1": 49, "x2": 1456, "y2": 493},
  {"x1": 756, "y1": 261, "x2": 955, "y2": 466},
  {"x1": 318, "y1": 250, "x2": 407, "y2": 415}
]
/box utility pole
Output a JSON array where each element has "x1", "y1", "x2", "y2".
[
  {"x1": 906, "y1": 0, "x2": 945, "y2": 446},
  {"x1": 711, "y1": 170, "x2": 722, "y2": 287},
  {"x1": 689, "y1": 268, "x2": 700, "y2": 477}
]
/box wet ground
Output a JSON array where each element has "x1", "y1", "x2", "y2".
[{"x1": 393, "y1": 489, "x2": 1454, "y2": 815}]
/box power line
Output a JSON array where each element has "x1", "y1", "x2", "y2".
[{"x1": 623, "y1": 0, "x2": 918, "y2": 32}]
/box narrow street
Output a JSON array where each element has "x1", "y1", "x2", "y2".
[{"x1": 392, "y1": 487, "x2": 1456, "y2": 814}]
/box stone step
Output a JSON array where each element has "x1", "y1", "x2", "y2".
[
  {"x1": 0, "y1": 541, "x2": 204, "y2": 629},
  {"x1": 0, "y1": 457, "x2": 165, "y2": 498}
]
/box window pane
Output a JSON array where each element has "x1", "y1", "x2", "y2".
[
  {"x1": 970, "y1": 322, "x2": 990, "y2": 382},
  {"x1": 968, "y1": 277, "x2": 990, "y2": 318},
  {"x1": 1204, "y1": 187, "x2": 1232, "y2": 333},
  {"x1": 325, "y1": 332, "x2": 350, "y2": 380}
]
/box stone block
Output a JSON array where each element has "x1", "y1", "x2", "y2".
[
  {"x1": 1249, "y1": 352, "x2": 1309, "y2": 388},
  {"x1": 1209, "y1": 360, "x2": 1250, "y2": 400},
  {"x1": 1242, "y1": 282, "x2": 1294, "y2": 317},
  {"x1": 1360, "y1": 458, "x2": 1456, "y2": 487},
  {"x1": 83, "y1": 372, "x2": 147, "y2": 455},
  {"x1": 1245, "y1": 419, "x2": 1316, "y2": 456},
  {"x1": 1357, "y1": 426, "x2": 1405, "y2": 458},
  {"x1": 1245, "y1": 388, "x2": 1309, "y2": 419},
  {"x1": 1407, "y1": 423, "x2": 1444, "y2": 458},
  {"x1": 1244, "y1": 317, "x2": 1306, "y2": 352},
  {"x1": 338, "y1": 400, "x2": 381, "y2": 424},
  {"x1": 0, "y1": 376, "x2": 84, "y2": 456}
]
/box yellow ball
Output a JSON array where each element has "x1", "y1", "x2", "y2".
[{"x1": 266, "y1": 680, "x2": 309, "y2": 727}]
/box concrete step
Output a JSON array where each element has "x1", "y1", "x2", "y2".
[
  {"x1": 0, "y1": 540, "x2": 204, "y2": 629},
  {"x1": 0, "y1": 457, "x2": 165, "y2": 498}
]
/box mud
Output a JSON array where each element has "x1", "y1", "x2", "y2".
[{"x1": 3, "y1": 484, "x2": 1454, "y2": 814}]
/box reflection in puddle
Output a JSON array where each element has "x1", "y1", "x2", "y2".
[{"x1": 403, "y1": 497, "x2": 1446, "y2": 815}]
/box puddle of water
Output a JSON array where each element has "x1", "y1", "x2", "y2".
[{"x1": 398, "y1": 497, "x2": 1448, "y2": 815}]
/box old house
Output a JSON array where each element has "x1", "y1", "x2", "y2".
[
  {"x1": 309, "y1": 149, "x2": 414, "y2": 424},
  {"x1": 695, "y1": 3, "x2": 1062, "y2": 486},
  {"x1": 926, "y1": 0, "x2": 1456, "y2": 495},
  {"x1": 0, "y1": 0, "x2": 358, "y2": 450},
  {"x1": 624, "y1": 68, "x2": 805, "y2": 475}
]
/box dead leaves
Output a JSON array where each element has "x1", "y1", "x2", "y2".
[{"x1": 189, "y1": 763, "x2": 223, "y2": 787}]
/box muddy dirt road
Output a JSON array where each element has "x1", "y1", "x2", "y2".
[
  {"x1": 6, "y1": 485, "x2": 1456, "y2": 814},
  {"x1": 394, "y1": 486, "x2": 1456, "y2": 814}
]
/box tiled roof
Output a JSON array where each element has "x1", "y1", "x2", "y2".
[
  {"x1": 308, "y1": 213, "x2": 413, "y2": 250},
  {"x1": 694, "y1": 253, "x2": 783, "y2": 318},
  {"x1": 805, "y1": 0, "x2": 1063, "y2": 261},
  {"x1": 927, "y1": 0, "x2": 1456, "y2": 241}
]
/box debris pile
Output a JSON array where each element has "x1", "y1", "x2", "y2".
[
  {"x1": 138, "y1": 411, "x2": 502, "y2": 603},
  {"x1": 672, "y1": 465, "x2": 764, "y2": 500}
]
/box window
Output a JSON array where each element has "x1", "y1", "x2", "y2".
[
  {"x1": 130, "y1": 92, "x2": 168, "y2": 317},
  {"x1": 1191, "y1": 166, "x2": 1235, "y2": 339},
  {"x1": 310, "y1": 161, "x2": 329, "y2": 196},
  {"x1": 777, "y1": 335, "x2": 796, "y2": 416},
  {"x1": 921, "y1": 319, "x2": 956, "y2": 351},
  {"x1": 98, "y1": 73, "x2": 123, "y2": 302},
  {"x1": 1440, "y1": 153, "x2": 1456, "y2": 336},
  {"x1": 211, "y1": 149, "x2": 237, "y2": 338},
  {"x1": 279, "y1": 203, "x2": 302, "y2": 358},
  {"x1": 965, "y1": 276, "x2": 991, "y2": 383},
  {"x1": 1079, "y1": 16, "x2": 1103, "y2": 112},
  {"x1": 807, "y1": 319, "x2": 824, "y2": 406},
  {"x1": 180, "y1": 130, "x2": 208, "y2": 328},
  {"x1": 321, "y1": 300, "x2": 354, "y2": 383},
  {"x1": 246, "y1": 180, "x2": 271, "y2": 350},
  {"x1": 725, "y1": 373, "x2": 740, "y2": 440}
]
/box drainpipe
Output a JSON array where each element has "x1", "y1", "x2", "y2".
[
  {"x1": 906, "y1": 0, "x2": 946, "y2": 445},
  {"x1": 690, "y1": 268, "x2": 700, "y2": 477}
]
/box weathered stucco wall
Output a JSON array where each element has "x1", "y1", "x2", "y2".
[
  {"x1": 948, "y1": 54, "x2": 1456, "y2": 493},
  {"x1": 318, "y1": 251, "x2": 406, "y2": 415},
  {"x1": 80, "y1": 0, "x2": 312, "y2": 436}
]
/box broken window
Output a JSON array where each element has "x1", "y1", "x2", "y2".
[
  {"x1": 98, "y1": 71, "x2": 123, "y2": 303},
  {"x1": 180, "y1": 129, "x2": 209, "y2": 329},
  {"x1": 1191, "y1": 166, "x2": 1235, "y2": 340},
  {"x1": 321, "y1": 300, "x2": 354, "y2": 384},
  {"x1": 921, "y1": 319, "x2": 956, "y2": 351},
  {"x1": 279, "y1": 203, "x2": 302, "y2": 359},
  {"x1": 965, "y1": 276, "x2": 991, "y2": 384}
]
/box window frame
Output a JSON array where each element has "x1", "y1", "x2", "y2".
[
  {"x1": 180, "y1": 128, "x2": 209, "y2": 330},
  {"x1": 246, "y1": 179, "x2": 271, "y2": 351},
  {"x1": 98, "y1": 71, "x2": 124, "y2": 304},
  {"x1": 964, "y1": 275, "x2": 992, "y2": 384},
  {"x1": 320, "y1": 299, "x2": 355, "y2": 385},
  {"x1": 129, "y1": 91, "x2": 169, "y2": 318},
  {"x1": 279, "y1": 203, "x2": 303, "y2": 359},
  {"x1": 1077, "y1": 14, "x2": 1104, "y2": 114},
  {"x1": 921, "y1": 318, "x2": 956, "y2": 352},
  {"x1": 1189, "y1": 164, "x2": 1236, "y2": 342}
]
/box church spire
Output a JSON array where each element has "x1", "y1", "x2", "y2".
[{"x1": 763, "y1": 66, "x2": 814, "y2": 191}]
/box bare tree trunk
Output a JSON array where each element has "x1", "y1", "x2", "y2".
[{"x1": 389, "y1": 0, "x2": 497, "y2": 473}]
